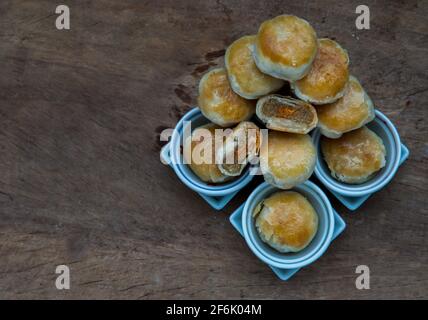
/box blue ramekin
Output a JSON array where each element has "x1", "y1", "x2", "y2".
[
  {"x1": 170, "y1": 107, "x2": 255, "y2": 197},
  {"x1": 242, "y1": 181, "x2": 335, "y2": 269},
  {"x1": 313, "y1": 110, "x2": 402, "y2": 197}
]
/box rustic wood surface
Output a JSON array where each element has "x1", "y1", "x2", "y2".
[{"x1": 0, "y1": 0, "x2": 427, "y2": 299}]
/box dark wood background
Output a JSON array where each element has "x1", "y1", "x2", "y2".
[{"x1": 0, "y1": 0, "x2": 427, "y2": 299}]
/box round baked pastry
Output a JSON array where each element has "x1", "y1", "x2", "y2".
[
  {"x1": 260, "y1": 131, "x2": 316, "y2": 189},
  {"x1": 183, "y1": 123, "x2": 232, "y2": 184},
  {"x1": 256, "y1": 95, "x2": 317, "y2": 134},
  {"x1": 316, "y1": 76, "x2": 375, "y2": 138},
  {"x1": 225, "y1": 35, "x2": 284, "y2": 99},
  {"x1": 216, "y1": 121, "x2": 261, "y2": 177},
  {"x1": 292, "y1": 38, "x2": 349, "y2": 105},
  {"x1": 254, "y1": 191, "x2": 319, "y2": 253},
  {"x1": 253, "y1": 15, "x2": 318, "y2": 81},
  {"x1": 198, "y1": 68, "x2": 256, "y2": 127},
  {"x1": 321, "y1": 126, "x2": 386, "y2": 184}
]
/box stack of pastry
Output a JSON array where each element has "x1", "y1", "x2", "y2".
[
  {"x1": 192, "y1": 14, "x2": 385, "y2": 188},
  {"x1": 186, "y1": 15, "x2": 387, "y2": 253}
]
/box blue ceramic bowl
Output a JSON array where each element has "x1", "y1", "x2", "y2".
[
  {"x1": 242, "y1": 181, "x2": 335, "y2": 269},
  {"x1": 170, "y1": 108, "x2": 254, "y2": 197},
  {"x1": 313, "y1": 110, "x2": 402, "y2": 197}
]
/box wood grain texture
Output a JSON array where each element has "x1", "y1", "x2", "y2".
[{"x1": 0, "y1": 0, "x2": 427, "y2": 299}]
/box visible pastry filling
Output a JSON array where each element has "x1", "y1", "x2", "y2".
[
  {"x1": 221, "y1": 163, "x2": 242, "y2": 174},
  {"x1": 218, "y1": 122, "x2": 261, "y2": 176},
  {"x1": 222, "y1": 126, "x2": 260, "y2": 173},
  {"x1": 261, "y1": 98, "x2": 315, "y2": 124},
  {"x1": 221, "y1": 139, "x2": 242, "y2": 174}
]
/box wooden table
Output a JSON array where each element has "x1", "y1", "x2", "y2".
[{"x1": 0, "y1": 0, "x2": 427, "y2": 299}]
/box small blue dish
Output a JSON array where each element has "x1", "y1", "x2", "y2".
[
  {"x1": 321, "y1": 144, "x2": 409, "y2": 210},
  {"x1": 313, "y1": 110, "x2": 408, "y2": 210},
  {"x1": 162, "y1": 107, "x2": 254, "y2": 210},
  {"x1": 230, "y1": 181, "x2": 346, "y2": 280},
  {"x1": 242, "y1": 181, "x2": 339, "y2": 269}
]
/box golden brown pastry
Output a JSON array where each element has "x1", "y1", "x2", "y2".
[
  {"x1": 254, "y1": 191, "x2": 319, "y2": 252},
  {"x1": 260, "y1": 131, "x2": 316, "y2": 189},
  {"x1": 216, "y1": 121, "x2": 261, "y2": 176},
  {"x1": 198, "y1": 68, "x2": 256, "y2": 127},
  {"x1": 183, "y1": 123, "x2": 232, "y2": 184},
  {"x1": 256, "y1": 95, "x2": 318, "y2": 134},
  {"x1": 316, "y1": 76, "x2": 375, "y2": 138},
  {"x1": 253, "y1": 15, "x2": 318, "y2": 81},
  {"x1": 225, "y1": 35, "x2": 284, "y2": 99},
  {"x1": 321, "y1": 127, "x2": 386, "y2": 184},
  {"x1": 292, "y1": 38, "x2": 349, "y2": 105}
]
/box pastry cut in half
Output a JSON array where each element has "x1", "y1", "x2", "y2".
[
  {"x1": 256, "y1": 95, "x2": 317, "y2": 134},
  {"x1": 321, "y1": 126, "x2": 386, "y2": 184},
  {"x1": 198, "y1": 68, "x2": 256, "y2": 127},
  {"x1": 316, "y1": 76, "x2": 375, "y2": 138},
  {"x1": 216, "y1": 121, "x2": 261, "y2": 177},
  {"x1": 253, "y1": 191, "x2": 319, "y2": 253},
  {"x1": 253, "y1": 15, "x2": 318, "y2": 81},
  {"x1": 225, "y1": 35, "x2": 284, "y2": 99},
  {"x1": 260, "y1": 131, "x2": 316, "y2": 189},
  {"x1": 183, "y1": 123, "x2": 232, "y2": 184},
  {"x1": 292, "y1": 38, "x2": 349, "y2": 105}
]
